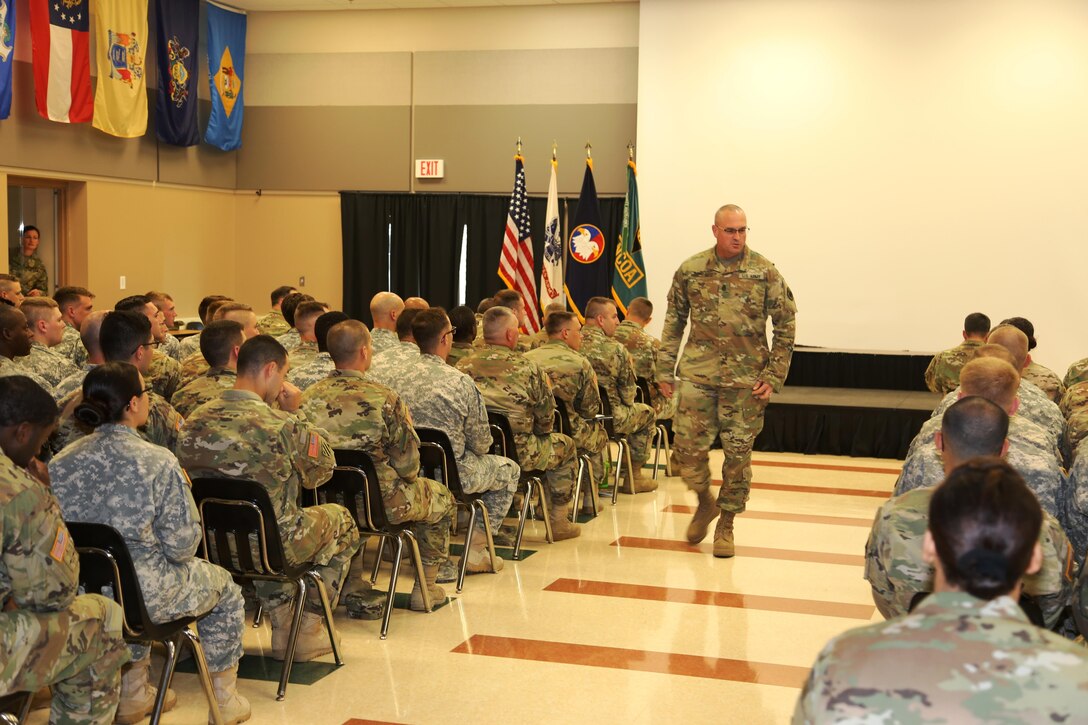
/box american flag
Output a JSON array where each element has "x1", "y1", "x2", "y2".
[{"x1": 498, "y1": 155, "x2": 542, "y2": 332}]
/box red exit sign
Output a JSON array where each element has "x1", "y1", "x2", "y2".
[{"x1": 415, "y1": 159, "x2": 445, "y2": 178}]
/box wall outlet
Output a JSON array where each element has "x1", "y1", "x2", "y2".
[
  {"x1": 298, "y1": 276, "x2": 305, "y2": 287},
  {"x1": 119, "y1": 275, "x2": 126, "y2": 290}
]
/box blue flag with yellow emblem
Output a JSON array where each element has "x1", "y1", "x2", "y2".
[
  {"x1": 611, "y1": 159, "x2": 647, "y2": 316},
  {"x1": 0, "y1": 0, "x2": 13, "y2": 120},
  {"x1": 155, "y1": 0, "x2": 198, "y2": 146},
  {"x1": 205, "y1": 1, "x2": 245, "y2": 151},
  {"x1": 564, "y1": 159, "x2": 611, "y2": 322}
]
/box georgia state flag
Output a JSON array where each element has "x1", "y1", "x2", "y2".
[{"x1": 29, "y1": 0, "x2": 93, "y2": 123}]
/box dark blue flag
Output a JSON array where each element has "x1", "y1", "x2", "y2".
[
  {"x1": 155, "y1": 0, "x2": 198, "y2": 146},
  {"x1": 0, "y1": 0, "x2": 14, "y2": 120},
  {"x1": 205, "y1": 1, "x2": 245, "y2": 151},
  {"x1": 564, "y1": 159, "x2": 611, "y2": 322}
]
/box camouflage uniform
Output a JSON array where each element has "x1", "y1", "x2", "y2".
[
  {"x1": 393, "y1": 353, "x2": 519, "y2": 532},
  {"x1": 457, "y1": 345, "x2": 578, "y2": 505},
  {"x1": 613, "y1": 319, "x2": 675, "y2": 419},
  {"x1": 1060, "y1": 381, "x2": 1088, "y2": 419},
  {"x1": 179, "y1": 350, "x2": 211, "y2": 388},
  {"x1": 1066, "y1": 409, "x2": 1088, "y2": 466},
  {"x1": 0, "y1": 356, "x2": 51, "y2": 394},
  {"x1": 276, "y1": 329, "x2": 301, "y2": 354},
  {"x1": 794, "y1": 591, "x2": 1088, "y2": 723},
  {"x1": 864, "y1": 487, "x2": 1075, "y2": 629},
  {"x1": 923, "y1": 338, "x2": 984, "y2": 394},
  {"x1": 257, "y1": 309, "x2": 290, "y2": 337},
  {"x1": 177, "y1": 390, "x2": 361, "y2": 613},
  {"x1": 51, "y1": 388, "x2": 183, "y2": 458},
  {"x1": 1023, "y1": 360, "x2": 1065, "y2": 404},
  {"x1": 581, "y1": 326, "x2": 655, "y2": 470},
  {"x1": 931, "y1": 380, "x2": 1064, "y2": 448},
  {"x1": 50, "y1": 425, "x2": 245, "y2": 672},
  {"x1": 445, "y1": 342, "x2": 474, "y2": 368},
  {"x1": 1, "y1": 452, "x2": 129, "y2": 725},
  {"x1": 370, "y1": 328, "x2": 399, "y2": 356},
  {"x1": 298, "y1": 371, "x2": 453, "y2": 565},
  {"x1": 473, "y1": 326, "x2": 531, "y2": 353},
  {"x1": 1062, "y1": 439, "x2": 1088, "y2": 563},
  {"x1": 160, "y1": 332, "x2": 183, "y2": 362},
  {"x1": 658, "y1": 246, "x2": 796, "y2": 514},
  {"x1": 8, "y1": 250, "x2": 47, "y2": 295},
  {"x1": 54, "y1": 323, "x2": 88, "y2": 368},
  {"x1": 170, "y1": 367, "x2": 236, "y2": 419},
  {"x1": 16, "y1": 340, "x2": 80, "y2": 388},
  {"x1": 146, "y1": 350, "x2": 181, "y2": 401},
  {"x1": 288, "y1": 340, "x2": 320, "y2": 371},
  {"x1": 367, "y1": 341, "x2": 420, "y2": 389},
  {"x1": 53, "y1": 364, "x2": 94, "y2": 403},
  {"x1": 176, "y1": 331, "x2": 201, "y2": 361},
  {"x1": 524, "y1": 340, "x2": 608, "y2": 464},
  {"x1": 287, "y1": 352, "x2": 335, "y2": 391},
  {"x1": 1064, "y1": 357, "x2": 1088, "y2": 390},
  {"x1": 525, "y1": 329, "x2": 550, "y2": 351}
]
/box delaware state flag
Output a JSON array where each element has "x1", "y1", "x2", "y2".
[
  {"x1": 205, "y1": 1, "x2": 246, "y2": 151},
  {"x1": 155, "y1": 0, "x2": 199, "y2": 146},
  {"x1": 92, "y1": 0, "x2": 149, "y2": 138},
  {"x1": 0, "y1": 0, "x2": 14, "y2": 120},
  {"x1": 29, "y1": 0, "x2": 92, "y2": 123}
]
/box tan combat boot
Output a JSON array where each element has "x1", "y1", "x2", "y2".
[
  {"x1": 114, "y1": 652, "x2": 176, "y2": 724},
  {"x1": 548, "y1": 502, "x2": 582, "y2": 541},
  {"x1": 685, "y1": 488, "x2": 718, "y2": 544},
  {"x1": 713, "y1": 512, "x2": 736, "y2": 558},
  {"x1": 208, "y1": 664, "x2": 251, "y2": 725},
  {"x1": 409, "y1": 565, "x2": 447, "y2": 612},
  {"x1": 269, "y1": 603, "x2": 339, "y2": 662},
  {"x1": 463, "y1": 539, "x2": 504, "y2": 573},
  {"x1": 628, "y1": 466, "x2": 658, "y2": 493}
]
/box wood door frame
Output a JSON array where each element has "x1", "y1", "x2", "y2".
[{"x1": 7, "y1": 176, "x2": 70, "y2": 288}]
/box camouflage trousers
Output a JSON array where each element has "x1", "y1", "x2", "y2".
[
  {"x1": 674, "y1": 381, "x2": 768, "y2": 514},
  {"x1": 612, "y1": 401, "x2": 656, "y2": 466},
  {"x1": 516, "y1": 431, "x2": 578, "y2": 506},
  {"x1": 573, "y1": 421, "x2": 610, "y2": 483},
  {"x1": 460, "y1": 452, "x2": 520, "y2": 532},
  {"x1": 258, "y1": 503, "x2": 362, "y2": 615},
  {"x1": 1, "y1": 594, "x2": 130, "y2": 725},
  {"x1": 385, "y1": 477, "x2": 455, "y2": 567}
]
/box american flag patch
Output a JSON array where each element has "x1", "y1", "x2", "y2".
[
  {"x1": 308, "y1": 432, "x2": 320, "y2": 459},
  {"x1": 50, "y1": 527, "x2": 69, "y2": 562}
]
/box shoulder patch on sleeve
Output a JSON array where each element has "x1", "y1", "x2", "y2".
[
  {"x1": 307, "y1": 432, "x2": 320, "y2": 459},
  {"x1": 50, "y1": 526, "x2": 69, "y2": 562},
  {"x1": 175, "y1": 415, "x2": 184, "y2": 431}
]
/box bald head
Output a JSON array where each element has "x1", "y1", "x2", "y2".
[
  {"x1": 80, "y1": 310, "x2": 109, "y2": 362},
  {"x1": 960, "y1": 358, "x2": 1021, "y2": 413},
  {"x1": 714, "y1": 204, "x2": 745, "y2": 223},
  {"x1": 986, "y1": 325, "x2": 1029, "y2": 371},
  {"x1": 403, "y1": 297, "x2": 429, "y2": 311},
  {"x1": 370, "y1": 292, "x2": 404, "y2": 332}
]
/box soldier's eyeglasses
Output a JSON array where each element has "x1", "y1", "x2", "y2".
[
  {"x1": 715, "y1": 226, "x2": 749, "y2": 236},
  {"x1": 442, "y1": 327, "x2": 457, "y2": 340}
]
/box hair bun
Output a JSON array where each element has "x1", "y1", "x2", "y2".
[{"x1": 73, "y1": 399, "x2": 108, "y2": 428}]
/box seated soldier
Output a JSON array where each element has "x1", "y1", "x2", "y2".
[
  {"x1": 369, "y1": 292, "x2": 405, "y2": 356},
  {"x1": 1062, "y1": 438, "x2": 1088, "y2": 564},
  {"x1": 176, "y1": 294, "x2": 232, "y2": 361},
  {"x1": 145, "y1": 291, "x2": 183, "y2": 361},
  {"x1": 52, "y1": 285, "x2": 95, "y2": 367},
  {"x1": 287, "y1": 310, "x2": 348, "y2": 391},
  {"x1": 1065, "y1": 357, "x2": 1088, "y2": 390},
  {"x1": 287, "y1": 301, "x2": 330, "y2": 371},
  {"x1": 866, "y1": 396, "x2": 1075, "y2": 629},
  {"x1": 527, "y1": 302, "x2": 565, "y2": 351},
  {"x1": 613, "y1": 296, "x2": 677, "y2": 420},
  {"x1": 180, "y1": 301, "x2": 258, "y2": 387},
  {"x1": 50, "y1": 363, "x2": 250, "y2": 725},
  {"x1": 299, "y1": 321, "x2": 455, "y2": 610},
  {"x1": 393, "y1": 308, "x2": 520, "y2": 570},
  {"x1": 275, "y1": 292, "x2": 314, "y2": 353},
  {"x1": 17, "y1": 298, "x2": 80, "y2": 387},
  {"x1": 445, "y1": 305, "x2": 477, "y2": 367},
  {"x1": 0, "y1": 305, "x2": 51, "y2": 393},
  {"x1": 475, "y1": 289, "x2": 533, "y2": 352},
  {"x1": 0, "y1": 273, "x2": 25, "y2": 307},
  {"x1": 53, "y1": 310, "x2": 107, "y2": 402},
  {"x1": 0, "y1": 376, "x2": 130, "y2": 725},
  {"x1": 257, "y1": 285, "x2": 297, "y2": 337},
  {"x1": 458, "y1": 307, "x2": 581, "y2": 539},
  {"x1": 1001, "y1": 316, "x2": 1065, "y2": 404},
  {"x1": 169, "y1": 320, "x2": 244, "y2": 418},
  {"x1": 366, "y1": 307, "x2": 421, "y2": 386},
  {"x1": 524, "y1": 311, "x2": 608, "y2": 505},
  {"x1": 579, "y1": 297, "x2": 657, "y2": 494},
  {"x1": 115, "y1": 295, "x2": 181, "y2": 401},
  {"x1": 923, "y1": 312, "x2": 990, "y2": 394}
]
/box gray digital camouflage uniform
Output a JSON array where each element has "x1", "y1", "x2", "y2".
[
  {"x1": 176, "y1": 389, "x2": 361, "y2": 613},
  {"x1": 276, "y1": 329, "x2": 301, "y2": 354},
  {"x1": 1061, "y1": 440, "x2": 1088, "y2": 566},
  {"x1": 457, "y1": 344, "x2": 577, "y2": 505},
  {"x1": 923, "y1": 339, "x2": 984, "y2": 394},
  {"x1": 54, "y1": 323, "x2": 88, "y2": 368},
  {"x1": 930, "y1": 380, "x2": 1064, "y2": 449},
  {"x1": 298, "y1": 370, "x2": 454, "y2": 565},
  {"x1": 160, "y1": 333, "x2": 183, "y2": 362},
  {"x1": 0, "y1": 355, "x2": 52, "y2": 394},
  {"x1": 169, "y1": 368, "x2": 236, "y2": 419},
  {"x1": 1, "y1": 451, "x2": 130, "y2": 725},
  {"x1": 864, "y1": 487, "x2": 1075, "y2": 629},
  {"x1": 288, "y1": 340, "x2": 320, "y2": 371},
  {"x1": 1022, "y1": 361, "x2": 1065, "y2": 404},
  {"x1": 176, "y1": 331, "x2": 201, "y2": 361},
  {"x1": 367, "y1": 340, "x2": 420, "y2": 390},
  {"x1": 50, "y1": 425, "x2": 245, "y2": 672},
  {"x1": 287, "y1": 352, "x2": 335, "y2": 391},
  {"x1": 658, "y1": 246, "x2": 796, "y2": 514},
  {"x1": 257, "y1": 310, "x2": 290, "y2": 337},
  {"x1": 51, "y1": 388, "x2": 183, "y2": 458},
  {"x1": 16, "y1": 341, "x2": 80, "y2": 388},
  {"x1": 53, "y1": 364, "x2": 94, "y2": 403},
  {"x1": 580, "y1": 326, "x2": 655, "y2": 470},
  {"x1": 369, "y1": 328, "x2": 399, "y2": 357}
]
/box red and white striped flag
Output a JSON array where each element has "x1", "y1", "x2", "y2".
[
  {"x1": 29, "y1": 0, "x2": 92, "y2": 123},
  {"x1": 497, "y1": 154, "x2": 542, "y2": 333}
]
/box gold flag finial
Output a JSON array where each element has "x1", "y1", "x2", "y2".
[
  {"x1": 585, "y1": 142, "x2": 592, "y2": 160},
  {"x1": 627, "y1": 142, "x2": 635, "y2": 161},
  {"x1": 516, "y1": 137, "x2": 523, "y2": 155},
  {"x1": 552, "y1": 140, "x2": 557, "y2": 161}
]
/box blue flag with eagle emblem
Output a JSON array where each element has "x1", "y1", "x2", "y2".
[
  {"x1": 611, "y1": 159, "x2": 647, "y2": 316},
  {"x1": 205, "y1": 1, "x2": 245, "y2": 151},
  {"x1": 0, "y1": 0, "x2": 13, "y2": 120},
  {"x1": 564, "y1": 158, "x2": 610, "y2": 322},
  {"x1": 155, "y1": 0, "x2": 198, "y2": 146}
]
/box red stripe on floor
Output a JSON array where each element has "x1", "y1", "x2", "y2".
[
  {"x1": 754, "y1": 460, "x2": 901, "y2": 475},
  {"x1": 662, "y1": 506, "x2": 873, "y2": 527},
  {"x1": 451, "y1": 634, "x2": 808, "y2": 688},
  {"x1": 709, "y1": 480, "x2": 891, "y2": 498},
  {"x1": 544, "y1": 578, "x2": 874, "y2": 619},
  {"x1": 612, "y1": 536, "x2": 866, "y2": 566}
]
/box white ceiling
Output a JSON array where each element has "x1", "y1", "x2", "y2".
[{"x1": 227, "y1": 0, "x2": 635, "y2": 11}]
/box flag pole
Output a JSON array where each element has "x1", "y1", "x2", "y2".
[
  {"x1": 627, "y1": 142, "x2": 635, "y2": 162},
  {"x1": 516, "y1": 137, "x2": 523, "y2": 157},
  {"x1": 552, "y1": 140, "x2": 557, "y2": 163}
]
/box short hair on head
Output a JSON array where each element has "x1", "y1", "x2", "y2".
[
  {"x1": 627, "y1": 297, "x2": 653, "y2": 319},
  {"x1": 271, "y1": 285, "x2": 296, "y2": 306},
  {"x1": 217, "y1": 302, "x2": 253, "y2": 316},
  {"x1": 963, "y1": 312, "x2": 990, "y2": 336},
  {"x1": 20, "y1": 297, "x2": 59, "y2": 324},
  {"x1": 236, "y1": 335, "x2": 287, "y2": 377},
  {"x1": 80, "y1": 311, "x2": 108, "y2": 351},
  {"x1": 972, "y1": 344, "x2": 1017, "y2": 368},
  {"x1": 483, "y1": 307, "x2": 517, "y2": 342},
  {"x1": 0, "y1": 304, "x2": 23, "y2": 330},
  {"x1": 75, "y1": 362, "x2": 143, "y2": 429},
  {"x1": 448, "y1": 306, "x2": 477, "y2": 343},
  {"x1": 986, "y1": 325, "x2": 1029, "y2": 370},
  {"x1": 929, "y1": 457, "x2": 1042, "y2": 600},
  {"x1": 145, "y1": 291, "x2": 173, "y2": 308},
  {"x1": 494, "y1": 289, "x2": 522, "y2": 310},
  {"x1": 412, "y1": 308, "x2": 449, "y2": 354},
  {"x1": 714, "y1": 204, "x2": 745, "y2": 221},
  {"x1": 327, "y1": 320, "x2": 370, "y2": 366},
  {"x1": 546, "y1": 310, "x2": 577, "y2": 336},
  {"x1": 114, "y1": 295, "x2": 152, "y2": 313},
  {"x1": 198, "y1": 295, "x2": 231, "y2": 324},
  {"x1": 294, "y1": 301, "x2": 328, "y2": 328},
  {"x1": 0, "y1": 376, "x2": 58, "y2": 428},
  {"x1": 395, "y1": 307, "x2": 421, "y2": 340},
  {"x1": 941, "y1": 396, "x2": 1009, "y2": 460},
  {"x1": 100, "y1": 310, "x2": 151, "y2": 362},
  {"x1": 315, "y1": 311, "x2": 350, "y2": 352},
  {"x1": 1000, "y1": 317, "x2": 1037, "y2": 351},
  {"x1": 53, "y1": 286, "x2": 95, "y2": 310},
  {"x1": 22, "y1": 225, "x2": 39, "y2": 236},
  {"x1": 199, "y1": 320, "x2": 245, "y2": 368},
  {"x1": 206, "y1": 298, "x2": 235, "y2": 322},
  {"x1": 477, "y1": 298, "x2": 496, "y2": 314},
  {"x1": 584, "y1": 296, "x2": 615, "y2": 319},
  {"x1": 959, "y1": 358, "x2": 1020, "y2": 408},
  {"x1": 281, "y1": 293, "x2": 314, "y2": 328},
  {"x1": 542, "y1": 302, "x2": 566, "y2": 320}
]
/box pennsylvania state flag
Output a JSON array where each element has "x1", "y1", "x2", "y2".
[
  {"x1": 155, "y1": 0, "x2": 199, "y2": 146},
  {"x1": 205, "y1": 1, "x2": 246, "y2": 151},
  {"x1": 92, "y1": 0, "x2": 148, "y2": 138},
  {"x1": 611, "y1": 159, "x2": 647, "y2": 316},
  {"x1": 564, "y1": 159, "x2": 610, "y2": 322}
]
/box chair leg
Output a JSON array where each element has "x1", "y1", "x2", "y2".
[
  {"x1": 253, "y1": 603, "x2": 264, "y2": 628},
  {"x1": 651, "y1": 427, "x2": 663, "y2": 480},
  {"x1": 478, "y1": 500, "x2": 497, "y2": 562},
  {"x1": 571, "y1": 456, "x2": 588, "y2": 522},
  {"x1": 583, "y1": 455, "x2": 599, "y2": 516},
  {"x1": 379, "y1": 535, "x2": 404, "y2": 640},
  {"x1": 536, "y1": 479, "x2": 554, "y2": 544},
  {"x1": 149, "y1": 635, "x2": 182, "y2": 725},
  {"x1": 403, "y1": 531, "x2": 434, "y2": 613},
  {"x1": 662, "y1": 428, "x2": 673, "y2": 477},
  {"x1": 512, "y1": 478, "x2": 533, "y2": 561},
  {"x1": 611, "y1": 442, "x2": 622, "y2": 505},
  {"x1": 277, "y1": 579, "x2": 308, "y2": 701},
  {"x1": 182, "y1": 623, "x2": 223, "y2": 725},
  {"x1": 306, "y1": 570, "x2": 343, "y2": 666},
  {"x1": 370, "y1": 537, "x2": 387, "y2": 584},
  {"x1": 623, "y1": 440, "x2": 635, "y2": 492},
  {"x1": 457, "y1": 505, "x2": 478, "y2": 594}
]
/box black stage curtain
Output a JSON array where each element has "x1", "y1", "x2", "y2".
[
  {"x1": 755, "y1": 403, "x2": 929, "y2": 459},
  {"x1": 785, "y1": 347, "x2": 932, "y2": 392}
]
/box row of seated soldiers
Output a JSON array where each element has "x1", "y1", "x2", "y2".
[
  {"x1": 872, "y1": 323, "x2": 1088, "y2": 638},
  {"x1": 0, "y1": 280, "x2": 674, "y2": 724}
]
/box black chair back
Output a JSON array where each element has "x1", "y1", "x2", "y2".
[
  {"x1": 635, "y1": 377, "x2": 653, "y2": 406},
  {"x1": 553, "y1": 397, "x2": 575, "y2": 437},
  {"x1": 189, "y1": 478, "x2": 291, "y2": 577},
  {"x1": 486, "y1": 411, "x2": 520, "y2": 463},
  {"x1": 597, "y1": 385, "x2": 617, "y2": 437},
  {"x1": 416, "y1": 428, "x2": 468, "y2": 499},
  {"x1": 331, "y1": 448, "x2": 393, "y2": 531}
]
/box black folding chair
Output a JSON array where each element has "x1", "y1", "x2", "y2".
[
  {"x1": 554, "y1": 397, "x2": 599, "y2": 519},
  {"x1": 0, "y1": 693, "x2": 31, "y2": 725},
  {"x1": 66, "y1": 522, "x2": 222, "y2": 723},
  {"x1": 487, "y1": 411, "x2": 553, "y2": 559},
  {"x1": 416, "y1": 428, "x2": 498, "y2": 592},
  {"x1": 327, "y1": 449, "x2": 435, "y2": 637},
  {"x1": 636, "y1": 376, "x2": 673, "y2": 479},
  {"x1": 189, "y1": 479, "x2": 343, "y2": 699},
  {"x1": 598, "y1": 384, "x2": 635, "y2": 504}
]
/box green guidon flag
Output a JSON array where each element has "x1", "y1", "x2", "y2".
[{"x1": 611, "y1": 159, "x2": 647, "y2": 317}]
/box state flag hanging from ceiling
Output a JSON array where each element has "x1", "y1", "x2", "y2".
[
  {"x1": 205, "y1": 1, "x2": 246, "y2": 151},
  {"x1": 0, "y1": 0, "x2": 14, "y2": 120},
  {"x1": 155, "y1": 0, "x2": 199, "y2": 146},
  {"x1": 564, "y1": 158, "x2": 610, "y2": 322},
  {"x1": 92, "y1": 0, "x2": 149, "y2": 138},
  {"x1": 29, "y1": 0, "x2": 92, "y2": 123}
]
